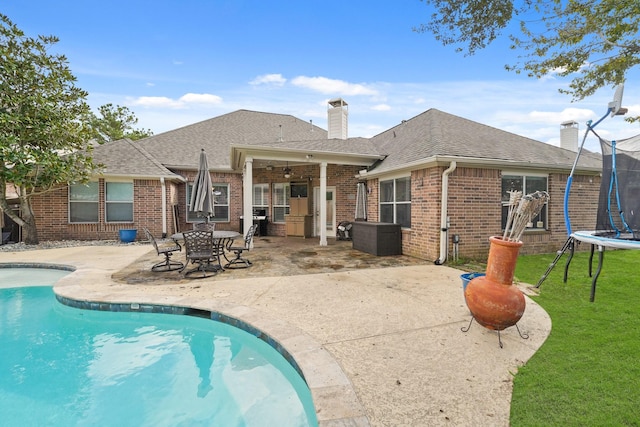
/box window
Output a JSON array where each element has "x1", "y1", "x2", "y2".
[
  {"x1": 501, "y1": 174, "x2": 548, "y2": 230},
  {"x1": 106, "y1": 182, "x2": 134, "y2": 222},
  {"x1": 186, "y1": 183, "x2": 229, "y2": 222},
  {"x1": 379, "y1": 176, "x2": 411, "y2": 228},
  {"x1": 253, "y1": 184, "x2": 269, "y2": 213},
  {"x1": 69, "y1": 182, "x2": 99, "y2": 223},
  {"x1": 272, "y1": 183, "x2": 290, "y2": 223}
]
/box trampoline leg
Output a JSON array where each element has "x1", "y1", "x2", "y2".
[
  {"x1": 588, "y1": 244, "x2": 595, "y2": 277},
  {"x1": 536, "y1": 237, "x2": 573, "y2": 288},
  {"x1": 563, "y1": 238, "x2": 575, "y2": 283},
  {"x1": 590, "y1": 246, "x2": 605, "y2": 302}
]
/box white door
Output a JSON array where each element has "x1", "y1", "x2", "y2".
[{"x1": 313, "y1": 186, "x2": 336, "y2": 237}]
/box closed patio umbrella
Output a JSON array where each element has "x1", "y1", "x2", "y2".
[
  {"x1": 355, "y1": 181, "x2": 367, "y2": 221},
  {"x1": 189, "y1": 149, "x2": 215, "y2": 222}
]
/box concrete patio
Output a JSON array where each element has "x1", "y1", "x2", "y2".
[{"x1": 1, "y1": 236, "x2": 551, "y2": 426}]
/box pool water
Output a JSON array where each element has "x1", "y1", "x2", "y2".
[{"x1": 0, "y1": 276, "x2": 317, "y2": 426}]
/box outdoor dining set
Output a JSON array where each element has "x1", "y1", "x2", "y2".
[
  {"x1": 140, "y1": 148, "x2": 258, "y2": 278},
  {"x1": 143, "y1": 224, "x2": 256, "y2": 279}
]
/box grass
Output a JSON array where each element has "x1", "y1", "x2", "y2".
[{"x1": 508, "y1": 249, "x2": 640, "y2": 426}]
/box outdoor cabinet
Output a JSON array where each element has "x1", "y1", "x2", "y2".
[
  {"x1": 286, "y1": 196, "x2": 312, "y2": 237},
  {"x1": 289, "y1": 197, "x2": 309, "y2": 216},
  {"x1": 285, "y1": 215, "x2": 313, "y2": 237},
  {"x1": 352, "y1": 222, "x2": 402, "y2": 256}
]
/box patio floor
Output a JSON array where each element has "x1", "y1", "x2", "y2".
[
  {"x1": 112, "y1": 235, "x2": 434, "y2": 285},
  {"x1": 1, "y1": 235, "x2": 551, "y2": 426}
]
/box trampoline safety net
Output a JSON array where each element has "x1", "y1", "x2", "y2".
[{"x1": 596, "y1": 134, "x2": 640, "y2": 240}]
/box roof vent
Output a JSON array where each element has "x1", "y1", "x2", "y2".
[{"x1": 327, "y1": 98, "x2": 348, "y2": 140}]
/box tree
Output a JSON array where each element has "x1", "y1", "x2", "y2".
[
  {"x1": 90, "y1": 103, "x2": 153, "y2": 144},
  {"x1": 0, "y1": 14, "x2": 100, "y2": 244},
  {"x1": 415, "y1": 0, "x2": 640, "y2": 107}
]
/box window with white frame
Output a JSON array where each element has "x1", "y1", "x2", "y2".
[
  {"x1": 105, "y1": 181, "x2": 134, "y2": 222},
  {"x1": 379, "y1": 176, "x2": 411, "y2": 228},
  {"x1": 253, "y1": 183, "x2": 269, "y2": 213},
  {"x1": 272, "y1": 183, "x2": 290, "y2": 223},
  {"x1": 501, "y1": 174, "x2": 548, "y2": 230},
  {"x1": 186, "y1": 183, "x2": 229, "y2": 222},
  {"x1": 69, "y1": 182, "x2": 99, "y2": 223}
]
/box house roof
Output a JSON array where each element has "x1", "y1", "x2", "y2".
[
  {"x1": 368, "y1": 109, "x2": 602, "y2": 175},
  {"x1": 136, "y1": 110, "x2": 328, "y2": 170},
  {"x1": 91, "y1": 138, "x2": 183, "y2": 180},
  {"x1": 91, "y1": 107, "x2": 602, "y2": 179},
  {"x1": 230, "y1": 136, "x2": 386, "y2": 170}
]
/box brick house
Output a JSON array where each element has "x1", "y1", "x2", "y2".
[{"x1": 6, "y1": 98, "x2": 602, "y2": 261}]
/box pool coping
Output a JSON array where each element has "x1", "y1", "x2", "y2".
[
  {"x1": 49, "y1": 267, "x2": 369, "y2": 426},
  {"x1": 0, "y1": 262, "x2": 76, "y2": 271}
]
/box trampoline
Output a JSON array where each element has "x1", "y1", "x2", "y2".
[{"x1": 537, "y1": 85, "x2": 640, "y2": 301}]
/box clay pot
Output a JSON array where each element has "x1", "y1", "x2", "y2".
[{"x1": 464, "y1": 236, "x2": 525, "y2": 331}]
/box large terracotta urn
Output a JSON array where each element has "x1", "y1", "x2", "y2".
[{"x1": 464, "y1": 236, "x2": 525, "y2": 331}]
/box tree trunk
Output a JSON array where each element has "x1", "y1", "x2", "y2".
[{"x1": 20, "y1": 197, "x2": 39, "y2": 245}]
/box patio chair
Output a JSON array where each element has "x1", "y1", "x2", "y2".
[
  {"x1": 224, "y1": 224, "x2": 257, "y2": 269},
  {"x1": 142, "y1": 227, "x2": 184, "y2": 272},
  {"x1": 193, "y1": 222, "x2": 216, "y2": 231},
  {"x1": 182, "y1": 229, "x2": 221, "y2": 278}
]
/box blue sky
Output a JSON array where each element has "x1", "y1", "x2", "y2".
[{"x1": 4, "y1": 0, "x2": 639, "y2": 152}]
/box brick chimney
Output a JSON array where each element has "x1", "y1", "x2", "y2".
[
  {"x1": 560, "y1": 120, "x2": 579, "y2": 151},
  {"x1": 328, "y1": 98, "x2": 348, "y2": 139}
]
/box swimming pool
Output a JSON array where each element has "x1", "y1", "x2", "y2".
[{"x1": 0, "y1": 269, "x2": 317, "y2": 426}]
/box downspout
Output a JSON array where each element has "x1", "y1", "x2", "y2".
[
  {"x1": 434, "y1": 161, "x2": 457, "y2": 265},
  {"x1": 160, "y1": 177, "x2": 167, "y2": 238}
]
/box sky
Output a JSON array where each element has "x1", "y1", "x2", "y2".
[{"x1": 4, "y1": 0, "x2": 640, "y2": 152}]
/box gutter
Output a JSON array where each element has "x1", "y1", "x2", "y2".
[{"x1": 434, "y1": 161, "x2": 457, "y2": 265}]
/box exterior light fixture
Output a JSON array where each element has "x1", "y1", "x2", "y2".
[{"x1": 283, "y1": 162, "x2": 291, "y2": 179}]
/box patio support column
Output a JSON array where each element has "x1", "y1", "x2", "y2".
[
  {"x1": 160, "y1": 177, "x2": 167, "y2": 237},
  {"x1": 319, "y1": 161, "x2": 327, "y2": 246},
  {"x1": 243, "y1": 157, "x2": 254, "y2": 248}
]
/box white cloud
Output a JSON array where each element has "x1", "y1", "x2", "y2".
[
  {"x1": 494, "y1": 108, "x2": 595, "y2": 125},
  {"x1": 291, "y1": 76, "x2": 378, "y2": 96},
  {"x1": 179, "y1": 93, "x2": 223, "y2": 104},
  {"x1": 250, "y1": 73, "x2": 287, "y2": 86},
  {"x1": 131, "y1": 96, "x2": 184, "y2": 109},
  {"x1": 130, "y1": 93, "x2": 222, "y2": 109},
  {"x1": 371, "y1": 104, "x2": 391, "y2": 111}
]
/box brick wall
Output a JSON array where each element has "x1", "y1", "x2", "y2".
[
  {"x1": 32, "y1": 178, "x2": 181, "y2": 242},
  {"x1": 364, "y1": 166, "x2": 600, "y2": 262},
  {"x1": 28, "y1": 164, "x2": 600, "y2": 260}
]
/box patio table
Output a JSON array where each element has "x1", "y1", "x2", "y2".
[{"x1": 172, "y1": 230, "x2": 241, "y2": 270}]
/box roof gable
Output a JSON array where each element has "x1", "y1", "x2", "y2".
[
  {"x1": 137, "y1": 110, "x2": 327, "y2": 170},
  {"x1": 92, "y1": 138, "x2": 180, "y2": 179},
  {"x1": 369, "y1": 109, "x2": 601, "y2": 173}
]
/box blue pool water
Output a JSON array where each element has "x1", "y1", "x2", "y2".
[{"x1": 0, "y1": 270, "x2": 317, "y2": 426}]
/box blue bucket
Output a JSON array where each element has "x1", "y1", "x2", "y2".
[
  {"x1": 119, "y1": 229, "x2": 137, "y2": 243},
  {"x1": 461, "y1": 272, "x2": 485, "y2": 293}
]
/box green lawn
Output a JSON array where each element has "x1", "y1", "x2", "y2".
[{"x1": 510, "y1": 249, "x2": 640, "y2": 426}]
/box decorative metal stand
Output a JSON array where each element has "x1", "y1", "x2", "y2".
[{"x1": 461, "y1": 316, "x2": 529, "y2": 348}]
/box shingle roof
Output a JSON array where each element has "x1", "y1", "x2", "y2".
[
  {"x1": 136, "y1": 110, "x2": 327, "y2": 170},
  {"x1": 369, "y1": 109, "x2": 601, "y2": 173},
  {"x1": 93, "y1": 108, "x2": 601, "y2": 177},
  {"x1": 245, "y1": 137, "x2": 383, "y2": 157},
  {"x1": 91, "y1": 138, "x2": 181, "y2": 179}
]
